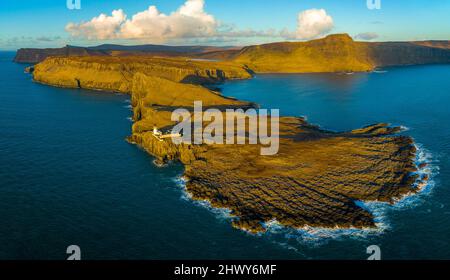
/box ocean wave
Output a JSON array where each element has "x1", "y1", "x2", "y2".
[
  {"x1": 123, "y1": 104, "x2": 132, "y2": 110},
  {"x1": 400, "y1": 125, "x2": 410, "y2": 132},
  {"x1": 265, "y1": 220, "x2": 387, "y2": 247},
  {"x1": 173, "y1": 177, "x2": 233, "y2": 220}
]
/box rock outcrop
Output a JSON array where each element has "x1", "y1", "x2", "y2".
[{"x1": 368, "y1": 41, "x2": 450, "y2": 67}]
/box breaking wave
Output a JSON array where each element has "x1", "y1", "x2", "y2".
[
  {"x1": 400, "y1": 125, "x2": 410, "y2": 132},
  {"x1": 172, "y1": 177, "x2": 233, "y2": 220}
]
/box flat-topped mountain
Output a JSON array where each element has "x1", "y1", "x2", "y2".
[{"x1": 233, "y1": 34, "x2": 450, "y2": 72}]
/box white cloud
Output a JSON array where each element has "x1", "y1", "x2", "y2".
[
  {"x1": 294, "y1": 9, "x2": 334, "y2": 40},
  {"x1": 65, "y1": 1, "x2": 335, "y2": 43},
  {"x1": 120, "y1": 0, "x2": 217, "y2": 41},
  {"x1": 66, "y1": 9, "x2": 126, "y2": 40},
  {"x1": 66, "y1": 0, "x2": 217, "y2": 42}
]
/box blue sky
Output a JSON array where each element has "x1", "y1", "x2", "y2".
[{"x1": 1, "y1": 0, "x2": 449, "y2": 50}]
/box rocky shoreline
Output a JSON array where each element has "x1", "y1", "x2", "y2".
[{"x1": 30, "y1": 55, "x2": 427, "y2": 234}]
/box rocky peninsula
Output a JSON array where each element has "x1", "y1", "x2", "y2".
[{"x1": 28, "y1": 34, "x2": 435, "y2": 233}]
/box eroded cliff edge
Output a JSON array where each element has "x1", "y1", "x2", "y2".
[{"x1": 32, "y1": 55, "x2": 427, "y2": 233}]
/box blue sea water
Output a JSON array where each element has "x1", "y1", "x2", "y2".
[{"x1": 0, "y1": 51, "x2": 449, "y2": 259}]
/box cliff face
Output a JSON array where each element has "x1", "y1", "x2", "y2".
[
  {"x1": 33, "y1": 56, "x2": 252, "y2": 92},
  {"x1": 128, "y1": 73, "x2": 251, "y2": 164},
  {"x1": 233, "y1": 34, "x2": 450, "y2": 73},
  {"x1": 368, "y1": 42, "x2": 450, "y2": 67}
]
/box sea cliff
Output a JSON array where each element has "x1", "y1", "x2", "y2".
[
  {"x1": 30, "y1": 55, "x2": 427, "y2": 233},
  {"x1": 33, "y1": 56, "x2": 251, "y2": 92}
]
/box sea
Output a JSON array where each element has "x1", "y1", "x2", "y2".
[{"x1": 1, "y1": 51, "x2": 449, "y2": 259}]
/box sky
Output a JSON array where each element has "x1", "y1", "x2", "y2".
[{"x1": 0, "y1": 0, "x2": 449, "y2": 50}]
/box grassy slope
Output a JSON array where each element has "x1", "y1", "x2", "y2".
[
  {"x1": 33, "y1": 56, "x2": 252, "y2": 93},
  {"x1": 233, "y1": 34, "x2": 374, "y2": 73},
  {"x1": 233, "y1": 33, "x2": 450, "y2": 73}
]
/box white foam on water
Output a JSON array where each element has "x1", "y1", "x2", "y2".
[
  {"x1": 400, "y1": 125, "x2": 410, "y2": 132},
  {"x1": 126, "y1": 117, "x2": 133, "y2": 122},
  {"x1": 123, "y1": 104, "x2": 132, "y2": 110},
  {"x1": 173, "y1": 176, "x2": 192, "y2": 202},
  {"x1": 191, "y1": 200, "x2": 233, "y2": 220},
  {"x1": 262, "y1": 217, "x2": 387, "y2": 247},
  {"x1": 172, "y1": 176, "x2": 233, "y2": 220}
]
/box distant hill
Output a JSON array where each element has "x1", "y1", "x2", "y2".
[
  {"x1": 13, "y1": 46, "x2": 109, "y2": 63},
  {"x1": 14, "y1": 34, "x2": 450, "y2": 72},
  {"x1": 232, "y1": 34, "x2": 450, "y2": 73},
  {"x1": 411, "y1": 40, "x2": 450, "y2": 50},
  {"x1": 13, "y1": 44, "x2": 241, "y2": 63},
  {"x1": 233, "y1": 34, "x2": 373, "y2": 72},
  {"x1": 88, "y1": 44, "x2": 238, "y2": 53}
]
